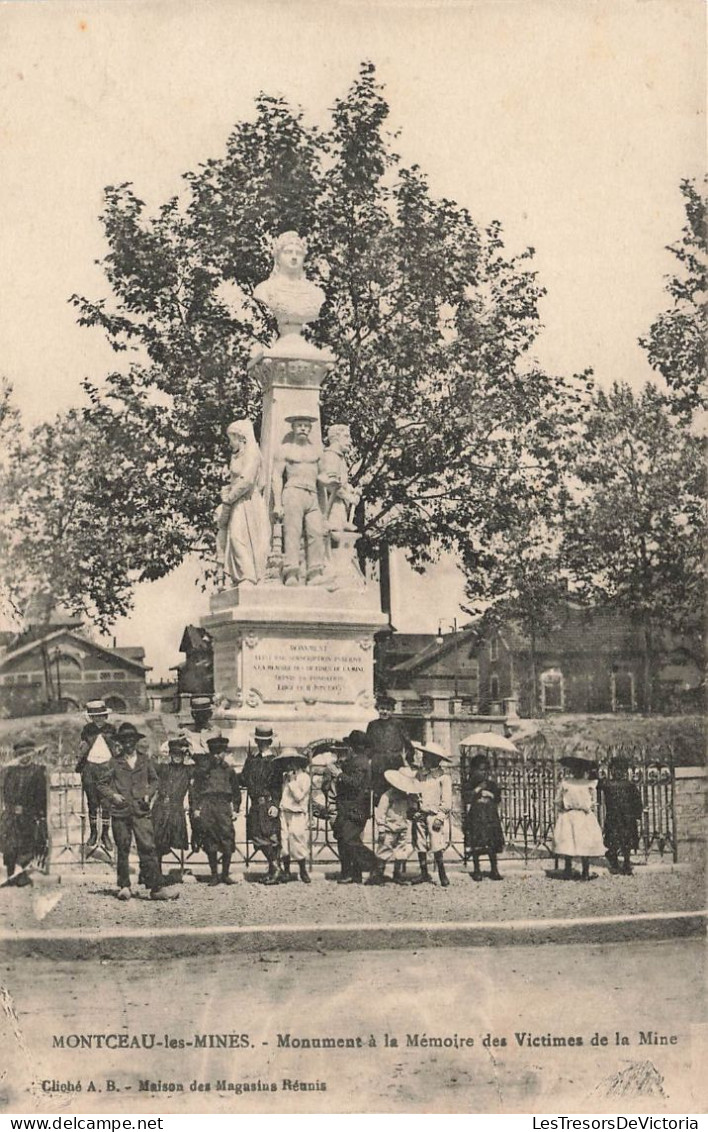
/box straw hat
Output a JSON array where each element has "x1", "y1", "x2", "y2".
[
  {"x1": 412, "y1": 740, "x2": 453, "y2": 763},
  {"x1": 384, "y1": 769, "x2": 423, "y2": 794}
]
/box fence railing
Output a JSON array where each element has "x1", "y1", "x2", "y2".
[{"x1": 42, "y1": 742, "x2": 677, "y2": 873}]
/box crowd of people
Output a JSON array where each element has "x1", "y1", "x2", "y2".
[{"x1": 0, "y1": 695, "x2": 645, "y2": 898}]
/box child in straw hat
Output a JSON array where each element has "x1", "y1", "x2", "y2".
[
  {"x1": 410, "y1": 741, "x2": 453, "y2": 887},
  {"x1": 366, "y1": 769, "x2": 423, "y2": 886}
]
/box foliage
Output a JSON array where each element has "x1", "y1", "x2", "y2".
[
  {"x1": 66, "y1": 62, "x2": 566, "y2": 615},
  {"x1": 0, "y1": 410, "x2": 141, "y2": 631},
  {"x1": 562, "y1": 381, "x2": 706, "y2": 709},
  {"x1": 640, "y1": 178, "x2": 707, "y2": 417}
]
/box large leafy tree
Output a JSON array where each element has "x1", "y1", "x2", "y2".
[
  {"x1": 1, "y1": 410, "x2": 142, "y2": 631},
  {"x1": 66, "y1": 62, "x2": 568, "y2": 619},
  {"x1": 562, "y1": 381, "x2": 706, "y2": 711},
  {"x1": 640, "y1": 178, "x2": 707, "y2": 417},
  {"x1": 455, "y1": 367, "x2": 593, "y2": 713}
]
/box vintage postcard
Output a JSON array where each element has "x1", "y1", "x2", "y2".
[{"x1": 0, "y1": 0, "x2": 705, "y2": 1116}]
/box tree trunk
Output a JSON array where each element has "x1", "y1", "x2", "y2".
[
  {"x1": 642, "y1": 613, "x2": 654, "y2": 714},
  {"x1": 529, "y1": 625, "x2": 539, "y2": 716},
  {"x1": 378, "y1": 540, "x2": 392, "y2": 619}
]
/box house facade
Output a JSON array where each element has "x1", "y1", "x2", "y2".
[
  {"x1": 374, "y1": 627, "x2": 485, "y2": 750},
  {"x1": 476, "y1": 605, "x2": 703, "y2": 717},
  {"x1": 0, "y1": 627, "x2": 150, "y2": 718}
]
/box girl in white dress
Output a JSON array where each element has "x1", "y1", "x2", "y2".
[{"x1": 552, "y1": 756, "x2": 606, "y2": 881}]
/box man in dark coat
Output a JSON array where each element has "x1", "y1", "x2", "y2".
[
  {"x1": 0, "y1": 741, "x2": 49, "y2": 887},
  {"x1": 99, "y1": 722, "x2": 178, "y2": 902},
  {"x1": 325, "y1": 731, "x2": 375, "y2": 884},
  {"x1": 365, "y1": 698, "x2": 412, "y2": 804},
  {"x1": 75, "y1": 699, "x2": 118, "y2": 855},
  {"x1": 240, "y1": 725, "x2": 282, "y2": 884},
  {"x1": 191, "y1": 735, "x2": 241, "y2": 885}
]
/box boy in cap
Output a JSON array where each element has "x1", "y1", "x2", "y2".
[
  {"x1": 365, "y1": 698, "x2": 412, "y2": 804},
  {"x1": 326, "y1": 731, "x2": 375, "y2": 884},
  {"x1": 366, "y1": 769, "x2": 423, "y2": 885},
  {"x1": 240, "y1": 725, "x2": 282, "y2": 884},
  {"x1": 152, "y1": 737, "x2": 192, "y2": 881},
  {"x1": 99, "y1": 723, "x2": 178, "y2": 901},
  {"x1": 598, "y1": 756, "x2": 644, "y2": 876},
  {"x1": 179, "y1": 696, "x2": 221, "y2": 760},
  {"x1": 191, "y1": 735, "x2": 241, "y2": 886},
  {"x1": 75, "y1": 699, "x2": 118, "y2": 855},
  {"x1": 0, "y1": 741, "x2": 49, "y2": 887},
  {"x1": 411, "y1": 741, "x2": 453, "y2": 887},
  {"x1": 276, "y1": 748, "x2": 311, "y2": 883}
]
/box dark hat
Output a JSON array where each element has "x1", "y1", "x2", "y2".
[
  {"x1": 206, "y1": 735, "x2": 230, "y2": 753},
  {"x1": 85, "y1": 699, "x2": 109, "y2": 717},
  {"x1": 376, "y1": 695, "x2": 395, "y2": 710},
  {"x1": 13, "y1": 740, "x2": 36, "y2": 755},
  {"x1": 468, "y1": 752, "x2": 490, "y2": 767},
  {"x1": 609, "y1": 754, "x2": 631, "y2": 772},
  {"x1": 117, "y1": 722, "x2": 146, "y2": 742},
  {"x1": 344, "y1": 730, "x2": 370, "y2": 751},
  {"x1": 168, "y1": 738, "x2": 188, "y2": 753},
  {"x1": 560, "y1": 754, "x2": 596, "y2": 774},
  {"x1": 254, "y1": 725, "x2": 276, "y2": 742},
  {"x1": 190, "y1": 696, "x2": 212, "y2": 711}
]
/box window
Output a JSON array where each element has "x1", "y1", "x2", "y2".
[
  {"x1": 3, "y1": 675, "x2": 16, "y2": 686},
  {"x1": 99, "y1": 670, "x2": 114, "y2": 681},
  {"x1": 112, "y1": 671, "x2": 127, "y2": 681},
  {"x1": 611, "y1": 670, "x2": 635, "y2": 712},
  {"x1": 490, "y1": 637, "x2": 499, "y2": 662},
  {"x1": 490, "y1": 675, "x2": 500, "y2": 701},
  {"x1": 541, "y1": 669, "x2": 564, "y2": 711},
  {"x1": 16, "y1": 674, "x2": 30, "y2": 684}
]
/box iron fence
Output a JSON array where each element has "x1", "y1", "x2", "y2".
[{"x1": 39, "y1": 741, "x2": 678, "y2": 875}]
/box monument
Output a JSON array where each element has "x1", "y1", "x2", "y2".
[{"x1": 203, "y1": 231, "x2": 388, "y2": 749}]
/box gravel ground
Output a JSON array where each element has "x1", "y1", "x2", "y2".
[{"x1": 1, "y1": 862, "x2": 704, "y2": 934}]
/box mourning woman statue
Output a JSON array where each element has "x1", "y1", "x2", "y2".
[
  {"x1": 216, "y1": 419, "x2": 269, "y2": 586},
  {"x1": 253, "y1": 231, "x2": 326, "y2": 339}
]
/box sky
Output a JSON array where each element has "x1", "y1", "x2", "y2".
[{"x1": 0, "y1": 0, "x2": 704, "y2": 678}]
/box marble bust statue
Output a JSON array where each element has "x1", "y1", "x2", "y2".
[{"x1": 253, "y1": 231, "x2": 326, "y2": 339}]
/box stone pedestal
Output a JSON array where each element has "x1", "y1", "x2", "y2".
[
  {"x1": 250, "y1": 340, "x2": 333, "y2": 516},
  {"x1": 202, "y1": 583, "x2": 388, "y2": 751}
]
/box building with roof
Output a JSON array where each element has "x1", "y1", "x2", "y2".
[
  {"x1": 0, "y1": 611, "x2": 151, "y2": 718},
  {"x1": 374, "y1": 626, "x2": 484, "y2": 750},
  {"x1": 475, "y1": 604, "x2": 703, "y2": 717}
]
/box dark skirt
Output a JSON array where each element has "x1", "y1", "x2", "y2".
[
  {"x1": 602, "y1": 781, "x2": 642, "y2": 853},
  {"x1": 199, "y1": 796, "x2": 235, "y2": 855},
  {"x1": 152, "y1": 802, "x2": 189, "y2": 854},
  {"x1": 246, "y1": 798, "x2": 280, "y2": 852},
  {"x1": 465, "y1": 799, "x2": 504, "y2": 853}
]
